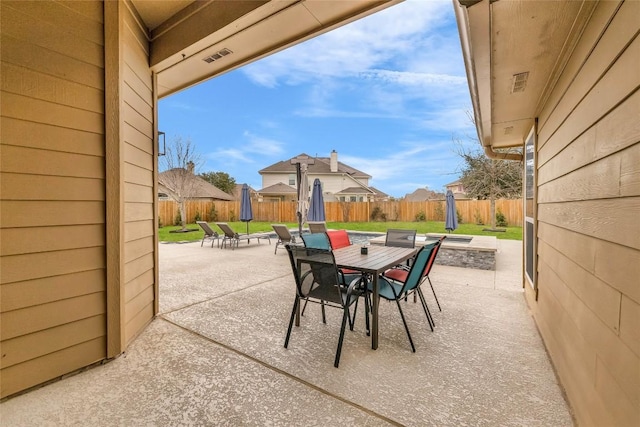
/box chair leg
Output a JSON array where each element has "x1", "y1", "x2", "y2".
[
  {"x1": 334, "y1": 306, "x2": 350, "y2": 368},
  {"x1": 364, "y1": 290, "x2": 370, "y2": 336},
  {"x1": 321, "y1": 300, "x2": 327, "y2": 324},
  {"x1": 350, "y1": 298, "x2": 358, "y2": 331},
  {"x1": 427, "y1": 276, "x2": 442, "y2": 311},
  {"x1": 417, "y1": 288, "x2": 435, "y2": 331},
  {"x1": 284, "y1": 297, "x2": 299, "y2": 348},
  {"x1": 394, "y1": 297, "x2": 416, "y2": 352},
  {"x1": 301, "y1": 297, "x2": 309, "y2": 316}
]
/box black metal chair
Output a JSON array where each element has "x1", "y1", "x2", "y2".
[
  {"x1": 284, "y1": 244, "x2": 365, "y2": 367},
  {"x1": 384, "y1": 228, "x2": 417, "y2": 248},
  {"x1": 372, "y1": 242, "x2": 439, "y2": 352}
]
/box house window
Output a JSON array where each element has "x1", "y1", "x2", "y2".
[
  {"x1": 350, "y1": 196, "x2": 357, "y2": 202},
  {"x1": 524, "y1": 125, "x2": 537, "y2": 292},
  {"x1": 288, "y1": 174, "x2": 295, "y2": 186}
]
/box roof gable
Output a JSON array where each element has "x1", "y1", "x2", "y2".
[
  {"x1": 259, "y1": 153, "x2": 371, "y2": 178},
  {"x1": 159, "y1": 169, "x2": 233, "y2": 200}
]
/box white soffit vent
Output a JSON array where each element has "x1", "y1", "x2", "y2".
[
  {"x1": 203, "y1": 48, "x2": 233, "y2": 64},
  {"x1": 511, "y1": 72, "x2": 529, "y2": 93}
]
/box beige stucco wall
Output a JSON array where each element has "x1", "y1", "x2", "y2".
[{"x1": 527, "y1": 1, "x2": 640, "y2": 425}]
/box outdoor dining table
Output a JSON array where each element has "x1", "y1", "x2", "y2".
[{"x1": 333, "y1": 245, "x2": 417, "y2": 350}]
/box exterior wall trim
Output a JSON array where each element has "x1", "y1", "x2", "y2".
[{"x1": 104, "y1": 0, "x2": 125, "y2": 358}]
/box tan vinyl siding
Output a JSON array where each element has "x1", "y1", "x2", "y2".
[
  {"x1": 122, "y1": 4, "x2": 156, "y2": 345},
  {"x1": 0, "y1": 1, "x2": 106, "y2": 398},
  {"x1": 532, "y1": 1, "x2": 640, "y2": 425}
]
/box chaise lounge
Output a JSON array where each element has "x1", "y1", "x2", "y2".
[{"x1": 215, "y1": 222, "x2": 271, "y2": 250}]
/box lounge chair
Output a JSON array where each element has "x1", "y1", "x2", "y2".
[
  {"x1": 272, "y1": 224, "x2": 297, "y2": 254},
  {"x1": 307, "y1": 221, "x2": 328, "y2": 234},
  {"x1": 215, "y1": 222, "x2": 271, "y2": 250},
  {"x1": 196, "y1": 221, "x2": 221, "y2": 248}
]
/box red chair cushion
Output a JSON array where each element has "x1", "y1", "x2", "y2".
[
  {"x1": 383, "y1": 268, "x2": 408, "y2": 283},
  {"x1": 327, "y1": 230, "x2": 351, "y2": 249}
]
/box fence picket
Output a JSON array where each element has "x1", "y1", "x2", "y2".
[{"x1": 158, "y1": 199, "x2": 523, "y2": 227}]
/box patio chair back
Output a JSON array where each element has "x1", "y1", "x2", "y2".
[
  {"x1": 272, "y1": 224, "x2": 295, "y2": 254},
  {"x1": 301, "y1": 232, "x2": 331, "y2": 250},
  {"x1": 307, "y1": 221, "x2": 328, "y2": 234},
  {"x1": 385, "y1": 229, "x2": 417, "y2": 248},
  {"x1": 215, "y1": 222, "x2": 238, "y2": 238},
  {"x1": 196, "y1": 221, "x2": 220, "y2": 247},
  {"x1": 398, "y1": 242, "x2": 438, "y2": 295},
  {"x1": 326, "y1": 229, "x2": 351, "y2": 249},
  {"x1": 286, "y1": 245, "x2": 343, "y2": 305}
]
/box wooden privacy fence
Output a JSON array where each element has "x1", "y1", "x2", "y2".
[{"x1": 159, "y1": 199, "x2": 523, "y2": 227}]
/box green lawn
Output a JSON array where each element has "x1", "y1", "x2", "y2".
[{"x1": 160, "y1": 221, "x2": 522, "y2": 242}]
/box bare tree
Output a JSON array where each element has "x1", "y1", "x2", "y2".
[
  {"x1": 456, "y1": 142, "x2": 522, "y2": 230},
  {"x1": 159, "y1": 136, "x2": 202, "y2": 230}
]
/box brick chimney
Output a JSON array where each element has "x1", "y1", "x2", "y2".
[
  {"x1": 330, "y1": 150, "x2": 338, "y2": 172},
  {"x1": 186, "y1": 161, "x2": 195, "y2": 174}
]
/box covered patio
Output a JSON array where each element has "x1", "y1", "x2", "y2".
[{"x1": 1, "y1": 240, "x2": 573, "y2": 426}]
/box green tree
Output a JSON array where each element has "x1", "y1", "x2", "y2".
[{"x1": 199, "y1": 171, "x2": 236, "y2": 195}]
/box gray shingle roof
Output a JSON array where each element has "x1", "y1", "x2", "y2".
[
  {"x1": 256, "y1": 182, "x2": 297, "y2": 194},
  {"x1": 159, "y1": 169, "x2": 234, "y2": 201},
  {"x1": 259, "y1": 153, "x2": 371, "y2": 178}
]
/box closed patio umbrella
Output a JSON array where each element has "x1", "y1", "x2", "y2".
[
  {"x1": 296, "y1": 164, "x2": 310, "y2": 235},
  {"x1": 239, "y1": 183, "x2": 253, "y2": 235},
  {"x1": 308, "y1": 178, "x2": 326, "y2": 222},
  {"x1": 445, "y1": 189, "x2": 458, "y2": 233}
]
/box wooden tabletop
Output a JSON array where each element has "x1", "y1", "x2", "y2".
[{"x1": 333, "y1": 245, "x2": 416, "y2": 274}]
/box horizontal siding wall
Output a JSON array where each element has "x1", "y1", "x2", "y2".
[
  {"x1": 122, "y1": 3, "x2": 155, "y2": 345},
  {"x1": 534, "y1": 1, "x2": 639, "y2": 425},
  {"x1": 0, "y1": 0, "x2": 106, "y2": 398}
]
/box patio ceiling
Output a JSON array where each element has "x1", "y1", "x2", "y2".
[
  {"x1": 454, "y1": 0, "x2": 597, "y2": 150},
  {"x1": 130, "y1": 0, "x2": 401, "y2": 98}
]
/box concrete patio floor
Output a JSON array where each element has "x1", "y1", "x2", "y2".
[{"x1": 1, "y1": 238, "x2": 574, "y2": 426}]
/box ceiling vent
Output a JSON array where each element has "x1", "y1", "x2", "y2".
[
  {"x1": 203, "y1": 48, "x2": 233, "y2": 64},
  {"x1": 511, "y1": 72, "x2": 529, "y2": 93}
]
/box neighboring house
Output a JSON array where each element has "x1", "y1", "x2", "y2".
[
  {"x1": 455, "y1": 1, "x2": 639, "y2": 425},
  {"x1": 443, "y1": 179, "x2": 468, "y2": 199},
  {"x1": 158, "y1": 167, "x2": 234, "y2": 202},
  {"x1": 0, "y1": 0, "x2": 399, "y2": 399},
  {"x1": 257, "y1": 150, "x2": 387, "y2": 202},
  {"x1": 229, "y1": 184, "x2": 258, "y2": 201},
  {"x1": 404, "y1": 187, "x2": 444, "y2": 201}
]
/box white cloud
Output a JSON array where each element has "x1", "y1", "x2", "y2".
[{"x1": 241, "y1": 0, "x2": 455, "y2": 87}]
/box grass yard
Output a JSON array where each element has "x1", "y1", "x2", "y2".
[{"x1": 160, "y1": 221, "x2": 522, "y2": 242}]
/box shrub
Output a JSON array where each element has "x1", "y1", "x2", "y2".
[
  {"x1": 229, "y1": 209, "x2": 236, "y2": 222},
  {"x1": 434, "y1": 203, "x2": 444, "y2": 221},
  {"x1": 496, "y1": 208, "x2": 508, "y2": 227},
  {"x1": 370, "y1": 206, "x2": 387, "y2": 221},
  {"x1": 474, "y1": 209, "x2": 484, "y2": 225},
  {"x1": 174, "y1": 210, "x2": 182, "y2": 226},
  {"x1": 194, "y1": 211, "x2": 201, "y2": 222},
  {"x1": 415, "y1": 210, "x2": 426, "y2": 222},
  {"x1": 456, "y1": 208, "x2": 463, "y2": 224},
  {"x1": 208, "y1": 204, "x2": 218, "y2": 221}
]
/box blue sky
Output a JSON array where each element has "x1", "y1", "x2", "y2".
[{"x1": 159, "y1": 0, "x2": 476, "y2": 198}]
